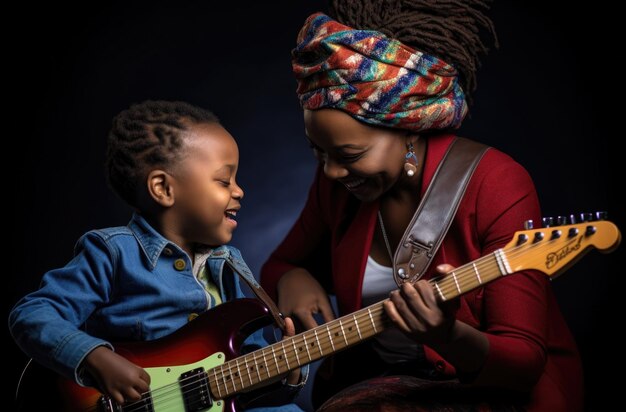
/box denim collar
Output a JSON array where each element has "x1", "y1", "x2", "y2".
[
  {"x1": 127, "y1": 212, "x2": 235, "y2": 270},
  {"x1": 127, "y1": 212, "x2": 179, "y2": 270}
]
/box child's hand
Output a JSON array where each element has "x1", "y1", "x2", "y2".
[
  {"x1": 83, "y1": 346, "x2": 151, "y2": 405},
  {"x1": 282, "y1": 316, "x2": 302, "y2": 385},
  {"x1": 278, "y1": 268, "x2": 335, "y2": 331}
]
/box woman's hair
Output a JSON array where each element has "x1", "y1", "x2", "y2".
[
  {"x1": 105, "y1": 100, "x2": 219, "y2": 207},
  {"x1": 328, "y1": 0, "x2": 497, "y2": 96}
]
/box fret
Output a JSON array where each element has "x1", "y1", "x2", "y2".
[
  {"x1": 271, "y1": 345, "x2": 280, "y2": 374},
  {"x1": 314, "y1": 329, "x2": 323, "y2": 356},
  {"x1": 242, "y1": 355, "x2": 253, "y2": 386},
  {"x1": 367, "y1": 307, "x2": 377, "y2": 333},
  {"x1": 326, "y1": 324, "x2": 336, "y2": 351},
  {"x1": 472, "y1": 262, "x2": 482, "y2": 284},
  {"x1": 302, "y1": 334, "x2": 312, "y2": 362},
  {"x1": 494, "y1": 249, "x2": 512, "y2": 275},
  {"x1": 338, "y1": 319, "x2": 348, "y2": 346},
  {"x1": 353, "y1": 314, "x2": 362, "y2": 339},
  {"x1": 251, "y1": 351, "x2": 261, "y2": 382},
  {"x1": 225, "y1": 364, "x2": 234, "y2": 394},
  {"x1": 281, "y1": 341, "x2": 290, "y2": 370},
  {"x1": 451, "y1": 271, "x2": 461, "y2": 294},
  {"x1": 291, "y1": 338, "x2": 301, "y2": 366},
  {"x1": 234, "y1": 358, "x2": 244, "y2": 389},
  {"x1": 213, "y1": 367, "x2": 222, "y2": 398},
  {"x1": 434, "y1": 282, "x2": 446, "y2": 301},
  {"x1": 261, "y1": 349, "x2": 270, "y2": 378}
]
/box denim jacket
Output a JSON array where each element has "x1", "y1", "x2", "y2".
[{"x1": 9, "y1": 213, "x2": 307, "y2": 408}]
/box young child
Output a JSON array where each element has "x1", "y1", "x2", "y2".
[{"x1": 9, "y1": 100, "x2": 306, "y2": 411}]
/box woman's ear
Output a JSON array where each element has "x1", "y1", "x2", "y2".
[
  {"x1": 146, "y1": 170, "x2": 175, "y2": 207},
  {"x1": 405, "y1": 132, "x2": 420, "y2": 148}
]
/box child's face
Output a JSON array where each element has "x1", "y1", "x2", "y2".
[{"x1": 171, "y1": 122, "x2": 243, "y2": 247}]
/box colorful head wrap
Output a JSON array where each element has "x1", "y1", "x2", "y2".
[{"x1": 292, "y1": 13, "x2": 468, "y2": 132}]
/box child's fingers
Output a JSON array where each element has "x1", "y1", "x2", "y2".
[
  {"x1": 293, "y1": 309, "x2": 321, "y2": 330},
  {"x1": 319, "y1": 299, "x2": 336, "y2": 324},
  {"x1": 283, "y1": 316, "x2": 296, "y2": 337},
  {"x1": 436, "y1": 263, "x2": 455, "y2": 274}
]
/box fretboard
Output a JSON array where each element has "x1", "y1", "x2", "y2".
[{"x1": 208, "y1": 248, "x2": 511, "y2": 398}]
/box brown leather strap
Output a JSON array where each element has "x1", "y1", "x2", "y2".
[
  {"x1": 393, "y1": 137, "x2": 490, "y2": 286},
  {"x1": 224, "y1": 258, "x2": 287, "y2": 332}
]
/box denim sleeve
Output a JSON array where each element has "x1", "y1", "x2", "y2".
[{"x1": 8, "y1": 231, "x2": 115, "y2": 385}]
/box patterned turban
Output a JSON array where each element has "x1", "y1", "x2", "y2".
[{"x1": 292, "y1": 13, "x2": 468, "y2": 132}]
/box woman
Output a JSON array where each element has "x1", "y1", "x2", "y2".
[{"x1": 261, "y1": 1, "x2": 583, "y2": 411}]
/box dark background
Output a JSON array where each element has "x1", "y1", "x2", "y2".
[{"x1": 7, "y1": 1, "x2": 621, "y2": 411}]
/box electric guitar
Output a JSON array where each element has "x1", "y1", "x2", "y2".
[{"x1": 15, "y1": 220, "x2": 621, "y2": 411}]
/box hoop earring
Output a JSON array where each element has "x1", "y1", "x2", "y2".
[{"x1": 404, "y1": 141, "x2": 418, "y2": 177}]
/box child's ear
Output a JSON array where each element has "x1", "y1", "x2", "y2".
[{"x1": 146, "y1": 170, "x2": 175, "y2": 207}]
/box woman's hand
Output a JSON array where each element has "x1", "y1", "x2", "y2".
[
  {"x1": 383, "y1": 264, "x2": 458, "y2": 346},
  {"x1": 383, "y1": 263, "x2": 489, "y2": 373},
  {"x1": 277, "y1": 268, "x2": 335, "y2": 330},
  {"x1": 83, "y1": 346, "x2": 151, "y2": 405}
]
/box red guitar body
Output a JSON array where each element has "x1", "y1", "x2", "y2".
[{"x1": 15, "y1": 298, "x2": 274, "y2": 412}]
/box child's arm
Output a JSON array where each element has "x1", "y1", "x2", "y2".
[
  {"x1": 83, "y1": 346, "x2": 151, "y2": 404},
  {"x1": 9, "y1": 232, "x2": 120, "y2": 385}
]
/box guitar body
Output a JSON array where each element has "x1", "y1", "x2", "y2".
[{"x1": 15, "y1": 298, "x2": 274, "y2": 412}]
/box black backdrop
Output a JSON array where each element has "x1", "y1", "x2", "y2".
[{"x1": 7, "y1": 1, "x2": 622, "y2": 410}]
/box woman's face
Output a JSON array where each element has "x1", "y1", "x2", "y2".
[{"x1": 304, "y1": 108, "x2": 408, "y2": 202}]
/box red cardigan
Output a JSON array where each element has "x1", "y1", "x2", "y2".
[{"x1": 261, "y1": 134, "x2": 583, "y2": 411}]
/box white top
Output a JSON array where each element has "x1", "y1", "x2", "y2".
[{"x1": 361, "y1": 255, "x2": 421, "y2": 363}]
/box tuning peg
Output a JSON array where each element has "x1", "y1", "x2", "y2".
[
  {"x1": 533, "y1": 231, "x2": 544, "y2": 243},
  {"x1": 585, "y1": 225, "x2": 597, "y2": 236},
  {"x1": 542, "y1": 217, "x2": 554, "y2": 227},
  {"x1": 568, "y1": 214, "x2": 578, "y2": 224},
  {"x1": 556, "y1": 216, "x2": 567, "y2": 226},
  {"x1": 517, "y1": 234, "x2": 529, "y2": 245},
  {"x1": 595, "y1": 211, "x2": 608, "y2": 221},
  {"x1": 568, "y1": 227, "x2": 579, "y2": 237},
  {"x1": 551, "y1": 230, "x2": 562, "y2": 240},
  {"x1": 579, "y1": 212, "x2": 594, "y2": 222},
  {"x1": 524, "y1": 220, "x2": 534, "y2": 230}
]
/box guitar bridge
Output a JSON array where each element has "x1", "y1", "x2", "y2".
[{"x1": 179, "y1": 367, "x2": 213, "y2": 411}]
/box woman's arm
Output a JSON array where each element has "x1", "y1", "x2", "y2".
[
  {"x1": 386, "y1": 152, "x2": 548, "y2": 391},
  {"x1": 261, "y1": 167, "x2": 336, "y2": 329}
]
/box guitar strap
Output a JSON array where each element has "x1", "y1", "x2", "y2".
[
  {"x1": 222, "y1": 255, "x2": 287, "y2": 332},
  {"x1": 393, "y1": 137, "x2": 490, "y2": 286}
]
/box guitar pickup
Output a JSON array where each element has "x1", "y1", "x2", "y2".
[{"x1": 179, "y1": 367, "x2": 212, "y2": 411}]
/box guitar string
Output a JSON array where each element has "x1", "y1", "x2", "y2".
[
  {"x1": 121, "y1": 232, "x2": 583, "y2": 411},
  {"x1": 122, "y1": 234, "x2": 580, "y2": 411},
  {"x1": 208, "y1": 232, "x2": 582, "y2": 388},
  {"x1": 110, "y1": 230, "x2": 590, "y2": 411}
]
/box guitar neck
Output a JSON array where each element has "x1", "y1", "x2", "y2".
[
  {"x1": 209, "y1": 216, "x2": 624, "y2": 399},
  {"x1": 209, "y1": 249, "x2": 511, "y2": 398},
  {"x1": 208, "y1": 300, "x2": 390, "y2": 399}
]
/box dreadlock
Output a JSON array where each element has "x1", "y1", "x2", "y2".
[
  {"x1": 105, "y1": 100, "x2": 219, "y2": 208},
  {"x1": 328, "y1": 0, "x2": 498, "y2": 97}
]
